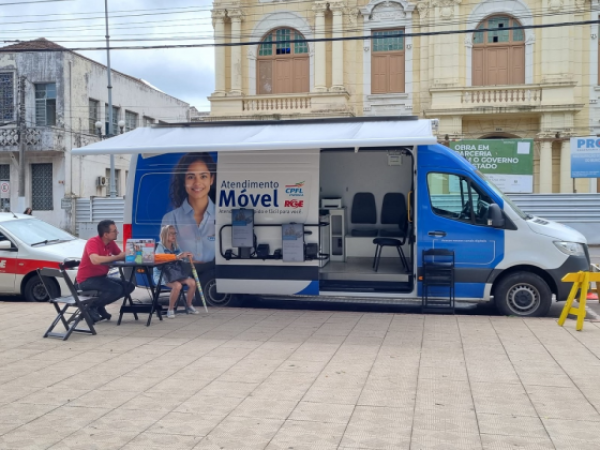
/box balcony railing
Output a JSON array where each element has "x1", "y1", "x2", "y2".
[
  {"x1": 0, "y1": 125, "x2": 67, "y2": 151},
  {"x1": 242, "y1": 95, "x2": 311, "y2": 112},
  {"x1": 427, "y1": 82, "x2": 580, "y2": 115},
  {"x1": 462, "y1": 87, "x2": 542, "y2": 106},
  {"x1": 209, "y1": 91, "x2": 352, "y2": 119}
]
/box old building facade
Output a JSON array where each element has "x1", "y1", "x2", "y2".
[
  {"x1": 209, "y1": 0, "x2": 599, "y2": 193},
  {"x1": 0, "y1": 39, "x2": 191, "y2": 230}
]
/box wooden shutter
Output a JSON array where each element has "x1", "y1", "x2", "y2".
[
  {"x1": 389, "y1": 54, "x2": 405, "y2": 93},
  {"x1": 258, "y1": 60, "x2": 272, "y2": 94},
  {"x1": 510, "y1": 45, "x2": 525, "y2": 84},
  {"x1": 274, "y1": 59, "x2": 292, "y2": 93},
  {"x1": 487, "y1": 47, "x2": 509, "y2": 85},
  {"x1": 372, "y1": 55, "x2": 388, "y2": 94},
  {"x1": 472, "y1": 48, "x2": 484, "y2": 86},
  {"x1": 292, "y1": 58, "x2": 309, "y2": 93}
]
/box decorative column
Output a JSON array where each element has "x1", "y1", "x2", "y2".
[
  {"x1": 560, "y1": 138, "x2": 572, "y2": 193},
  {"x1": 538, "y1": 136, "x2": 553, "y2": 193},
  {"x1": 330, "y1": 2, "x2": 345, "y2": 91},
  {"x1": 212, "y1": 10, "x2": 227, "y2": 96},
  {"x1": 313, "y1": 2, "x2": 328, "y2": 92},
  {"x1": 431, "y1": 0, "x2": 461, "y2": 87},
  {"x1": 229, "y1": 10, "x2": 243, "y2": 96},
  {"x1": 417, "y1": 2, "x2": 431, "y2": 110},
  {"x1": 541, "y1": 0, "x2": 571, "y2": 82}
]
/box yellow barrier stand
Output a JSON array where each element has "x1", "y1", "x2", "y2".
[{"x1": 558, "y1": 271, "x2": 600, "y2": 331}]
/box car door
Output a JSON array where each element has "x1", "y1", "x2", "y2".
[
  {"x1": 0, "y1": 230, "x2": 18, "y2": 293},
  {"x1": 418, "y1": 170, "x2": 505, "y2": 300}
]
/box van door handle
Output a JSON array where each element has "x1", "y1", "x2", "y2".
[{"x1": 428, "y1": 231, "x2": 446, "y2": 237}]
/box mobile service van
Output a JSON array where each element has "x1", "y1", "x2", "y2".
[{"x1": 73, "y1": 117, "x2": 590, "y2": 317}]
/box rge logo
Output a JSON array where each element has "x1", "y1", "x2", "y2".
[{"x1": 284, "y1": 200, "x2": 304, "y2": 208}]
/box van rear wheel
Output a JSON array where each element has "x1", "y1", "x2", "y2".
[
  {"x1": 494, "y1": 272, "x2": 552, "y2": 317},
  {"x1": 193, "y1": 276, "x2": 241, "y2": 307}
]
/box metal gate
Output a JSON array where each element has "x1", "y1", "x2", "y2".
[
  {"x1": 508, "y1": 194, "x2": 600, "y2": 245},
  {"x1": 75, "y1": 197, "x2": 124, "y2": 239}
]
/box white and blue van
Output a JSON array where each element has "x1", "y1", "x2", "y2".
[{"x1": 73, "y1": 117, "x2": 590, "y2": 317}]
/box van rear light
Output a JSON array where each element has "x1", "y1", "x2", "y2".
[{"x1": 123, "y1": 223, "x2": 132, "y2": 247}]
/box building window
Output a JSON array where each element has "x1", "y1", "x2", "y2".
[
  {"x1": 31, "y1": 163, "x2": 53, "y2": 210},
  {"x1": 473, "y1": 15, "x2": 525, "y2": 86},
  {"x1": 88, "y1": 99, "x2": 99, "y2": 134},
  {"x1": 35, "y1": 83, "x2": 56, "y2": 126},
  {"x1": 105, "y1": 168, "x2": 121, "y2": 196},
  {"x1": 105, "y1": 104, "x2": 119, "y2": 135},
  {"x1": 0, "y1": 73, "x2": 14, "y2": 122},
  {"x1": 125, "y1": 110, "x2": 138, "y2": 132},
  {"x1": 143, "y1": 116, "x2": 154, "y2": 127},
  {"x1": 257, "y1": 28, "x2": 309, "y2": 95},
  {"x1": 0, "y1": 164, "x2": 9, "y2": 211},
  {"x1": 371, "y1": 29, "x2": 405, "y2": 94}
]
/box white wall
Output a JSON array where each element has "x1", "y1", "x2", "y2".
[
  {"x1": 319, "y1": 151, "x2": 413, "y2": 225},
  {"x1": 0, "y1": 49, "x2": 190, "y2": 231}
]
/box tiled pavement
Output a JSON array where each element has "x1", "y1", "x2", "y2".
[{"x1": 1, "y1": 302, "x2": 600, "y2": 450}]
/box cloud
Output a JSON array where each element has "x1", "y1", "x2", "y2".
[
  {"x1": 2, "y1": 0, "x2": 215, "y2": 111},
  {"x1": 81, "y1": 47, "x2": 215, "y2": 111}
]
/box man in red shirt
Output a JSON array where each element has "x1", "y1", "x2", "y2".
[{"x1": 77, "y1": 220, "x2": 134, "y2": 321}]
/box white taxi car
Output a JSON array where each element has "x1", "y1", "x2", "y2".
[{"x1": 0, "y1": 213, "x2": 86, "y2": 302}]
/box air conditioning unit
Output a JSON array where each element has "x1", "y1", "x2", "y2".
[{"x1": 97, "y1": 176, "x2": 107, "y2": 187}]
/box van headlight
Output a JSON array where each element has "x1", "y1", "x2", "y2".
[{"x1": 554, "y1": 241, "x2": 585, "y2": 256}]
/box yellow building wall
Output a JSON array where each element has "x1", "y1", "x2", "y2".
[{"x1": 211, "y1": 0, "x2": 593, "y2": 191}]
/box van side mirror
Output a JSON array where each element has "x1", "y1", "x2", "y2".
[
  {"x1": 488, "y1": 203, "x2": 505, "y2": 228},
  {"x1": 0, "y1": 240, "x2": 15, "y2": 251}
]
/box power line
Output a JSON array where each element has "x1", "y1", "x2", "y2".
[
  {"x1": 1, "y1": 17, "x2": 597, "y2": 52},
  {"x1": 0, "y1": 3, "x2": 595, "y2": 39}
]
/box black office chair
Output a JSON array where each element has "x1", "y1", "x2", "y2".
[
  {"x1": 350, "y1": 192, "x2": 378, "y2": 237},
  {"x1": 373, "y1": 193, "x2": 409, "y2": 272}
]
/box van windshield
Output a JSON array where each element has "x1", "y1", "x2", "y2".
[
  {"x1": 476, "y1": 170, "x2": 530, "y2": 221},
  {"x1": 2, "y1": 219, "x2": 76, "y2": 246}
]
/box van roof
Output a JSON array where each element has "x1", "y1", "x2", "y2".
[{"x1": 72, "y1": 117, "x2": 437, "y2": 155}]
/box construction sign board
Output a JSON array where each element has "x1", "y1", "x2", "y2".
[
  {"x1": 450, "y1": 139, "x2": 534, "y2": 193},
  {"x1": 570, "y1": 137, "x2": 600, "y2": 178}
]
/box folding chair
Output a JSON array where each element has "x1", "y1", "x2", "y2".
[{"x1": 36, "y1": 263, "x2": 98, "y2": 341}]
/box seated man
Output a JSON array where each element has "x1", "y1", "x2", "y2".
[{"x1": 76, "y1": 220, "x2": 135, "y2": 321}]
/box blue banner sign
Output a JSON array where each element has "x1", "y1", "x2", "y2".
[{"x1": 571, "y1": 137, "x2": 600, "y2": 178}]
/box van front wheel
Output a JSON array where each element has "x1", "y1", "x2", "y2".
[{"x1": 494, "y1": 272, "x2": 552, "y2": 317}]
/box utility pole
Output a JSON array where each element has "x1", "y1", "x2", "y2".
[
  {"x1": 104, "y1": 0, "x2": 116, "y2": 198},
  {"x1": 17, "y1": 75, "x2": 26, "y2": 212}
]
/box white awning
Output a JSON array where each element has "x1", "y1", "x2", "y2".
[{"x1": 72, "y1": 118, "x2": 437, "y2": 155}]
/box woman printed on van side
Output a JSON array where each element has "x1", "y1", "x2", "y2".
[
  {"x1": 161, "y1": 152, "x2": 217, "y2": 274},
  {"x1": 154, "y1": 225, "x2": 199, "y2": 318}
]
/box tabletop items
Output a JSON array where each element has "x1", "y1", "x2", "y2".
[{"x1": 125, "y1": 239, "x2": 155, "y2": 264}]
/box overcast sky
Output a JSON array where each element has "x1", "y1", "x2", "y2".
[{"x1": 2, "y1": 0, "x2": 215, "y2": 113}]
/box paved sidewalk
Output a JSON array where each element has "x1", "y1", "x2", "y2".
[{"x1": 0, "y1": 303, "x2": 599, "y2": 450}]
